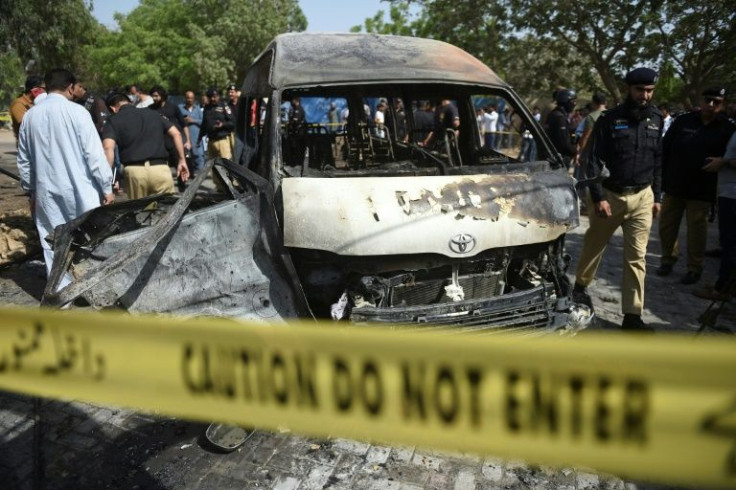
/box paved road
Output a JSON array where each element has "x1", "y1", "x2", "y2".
[{"x1": 1, "y1": 128, "x2": 731, "y2": 489}]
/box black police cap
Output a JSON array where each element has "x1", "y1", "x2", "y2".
[
  {"x1": 625, "y1": 67, "x2": 658, "y2": 85},
  {"x1": 226, "y1": 83, "x2": 237, "y2": 91},
  {"x1": 702, "y1": 86, "x2": 727, "y2": 98},
  {"x1": 206, "y1": 87, "x2": 219, "y2": 97}
]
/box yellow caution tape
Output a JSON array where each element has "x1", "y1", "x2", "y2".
[{"x1": 0, "y1": 306, "x2": 734, "y2": 488}]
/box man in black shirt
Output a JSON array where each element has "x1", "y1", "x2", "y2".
[
  {"x1": 546, "y1": 88, "x2": 578, "y2": 168},
  {"x1": 413, "y1": 100, "x2": 434, "y2": 144},
  {"x1": 102, "y1": 93, "x2": 189, "y2": 199},
  {"x1": 422, "y1": 99, "x2": 459, "y2": 149},
  {"x1": 72, "y1": 82, "x2": 110, "y2": 137},
  {"x1": 226, "y1": 83, "x2": 239, "y2": 123},
  {"x1": 150, "y1": 85, "x2": 192, "y2": 163},
  {"x1": 225, "y1": 83, "x2": 242, "y2": 161},
  {"x1": 285, "y1": 96, "x2": 306, "y2": 165},
  {"x1": 573, "y1": 67, "x2": 663, "y2": 331},
  {"x1": 657, "y1": 87, "x2": 735, "y2": 284},
  {"x1": 200, "y1": 87, "x2": 234, "y2": 160}
]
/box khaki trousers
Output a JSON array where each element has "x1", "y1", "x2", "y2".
[
  {"x1": 575, "y1": 187, "x2": 654, "y2": 315},
  {"x1": 207, "y1": 138, "x2": 233, "y2": 192},
  {"x1": 124, "y1": 162, "x2": 174, "y2": 200},
  {"x1": 208, "y1": 138, "x2": 232, "y2": 159},
  {"x1": 658, "y1": 194, "x2": 710, "y2": 273}
]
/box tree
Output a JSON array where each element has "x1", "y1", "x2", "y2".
[
  {"x1": 0, "y1": 52, "x2": 25, "y2": 109},
  {"x1": 87, "y1": 0, "x2": 306, "y2": 94},
  {"x1": 503, "y1": 35, "x2": 603, "y2": 104},
  {"x1": 0, "y1": 0, "x2": 100, "y2": 71},
  {"x1": 86, "y1": 0, "x2": 203, "y2": 93},
  {"x1": 356, "y1": 0, "x2": 736, "y2": 109},
  {"x1": 187, "y1": 0, "x2": 307, "y2": 87},
  {"x1": 0, "y1": 0, "x2": 101, "y2": 104},
  {"x1": 352, "y1": 0, "x2": 600, "y2": 102},
  {"x1": 509, "y1": 0, "x2": 665, "y2": 104},
  {"x1": 350, "y1": 3, "x2": 416, "y2": 35},
  {"x1": 651, "y1": 1, "x2": 736, "y2": 107},
  {"x1": 353, "y1": 1, "x2": 510, "y2": 73}
]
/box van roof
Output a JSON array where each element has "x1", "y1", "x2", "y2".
[{"x1": 249, "y1": 33, "x2": 506, "y2": 90}]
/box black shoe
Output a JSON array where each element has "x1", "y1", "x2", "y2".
[
  {"x1": 621, "y1": 314, "x2": 654, "y2": 332},
  {"x1": 680, "y1": 271, "x2": 701, "y2": 285},
  {"x1": 572, "y1": 282, "x2": 594, "y2": 312},
  {"x1": 656, "y1": 263, "x2": 673, "y2": 276}
]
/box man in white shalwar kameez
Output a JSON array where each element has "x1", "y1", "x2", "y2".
[{"x1": 17, "y1": 69, "x2": 114, "y2": 291}]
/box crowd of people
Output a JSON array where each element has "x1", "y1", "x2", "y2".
[
  {"x1": 9, "y1": 66, "x2": 736, "y2": 330},
  {"x1": 10, "y1": 69, "x2": 244, "y2": 293},
  {"x1": 546, "y1": 69, "x2": 735, "y2": 330}
]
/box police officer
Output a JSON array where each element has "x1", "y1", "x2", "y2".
[
  {"x1": 572, "y1": 67, "x2": 663, "y2": 331},
  {"x1": 103, "y1": 93, "x2": 189, "y2": 200},
  {"x1": 72, "y1": 82, "x2": 110, "y2": 137},
  {"x1": 656, "y1": 87, "x2": 735, "y2": 285},
  {"x1": 200, "y1": 87, "x2": 234, "y2": 160},
  {"x1": 285, "y1": 96, "x2": 306, "y2": 165},
  {"x1": 546, "y1": 88, "x2": 578, "y2": 168}
]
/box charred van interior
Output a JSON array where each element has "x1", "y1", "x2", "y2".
[{"x1": 272, "y1": 86, "x2": 553, "y2": 179}]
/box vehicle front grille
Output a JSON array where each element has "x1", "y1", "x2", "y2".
[
  {"x1": 389, "y1": 270, "x2": 503, "y2": 306},
  {"x1": 351, "y1": 284, "x2": 565, "y2": 334}
]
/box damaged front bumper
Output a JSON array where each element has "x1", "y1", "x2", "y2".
[{"x1": 351, "y1": 284, "x2": 583, "y2": 333}]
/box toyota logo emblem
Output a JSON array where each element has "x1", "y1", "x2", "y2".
[{"x1": 449, "y1": 234, "x2": 476, "y2": 254}]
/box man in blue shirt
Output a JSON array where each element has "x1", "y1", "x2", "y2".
[{"x1": 179, "y1": 90, "x2": 205, "y2": 175}]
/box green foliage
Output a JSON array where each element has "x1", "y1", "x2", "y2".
[
  {"x1": 0, "y1": 0, "x2": 101, "y2": 103},
  {"x1": 650, "y1": 1, "x2": 736, "y2": 106},
  {"x1": 654, "y1": 60, "x2": 684, "y2": 108},
  {"x1": 411, "y1": 0, "x2": 510, "y2": 69},
  {"x1": 504, "y1": 36, "x2": 603, "y2": 105},
  {"x1": 350, "y1": 4, "x2": 417, "y2": 35},
  {"x1": 0, "y1": 0, "x2": 100, "y2": 72},
  {"x1": 0, "y1": 51, "x2": 25, "y2": 109},
  {"x1": 355, "y1": 0, "x2": 736, "y2": 108},
  {"x1": 87, "y1": 0, "x2": 307, "y2": 95},
  {"x1": 508, "y1": 0, "x2": 666, "y2": 104}
]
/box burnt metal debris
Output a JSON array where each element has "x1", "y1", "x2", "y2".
[{"x1": 44, "y1": 33, "x2": 592, "y2": 334}]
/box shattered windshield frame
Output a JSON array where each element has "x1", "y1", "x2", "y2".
[{"x1": 274, "y1": 85, "x2": 554, "y2": 179}]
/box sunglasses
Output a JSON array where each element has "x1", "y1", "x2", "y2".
[{"x1": 704, "y1": 97, "x2": 724, "y2": 107}]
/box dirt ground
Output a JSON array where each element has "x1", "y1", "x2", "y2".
[{"x1": 0, "y1": 128, "x2": 45, "y2": 305}]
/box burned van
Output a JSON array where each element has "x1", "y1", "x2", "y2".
[{"x1": 43, "y1": 34, "x2": 588, "y2": 333}]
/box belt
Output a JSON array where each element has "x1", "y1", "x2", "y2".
[
  {"x1": 124, "y1": 159, "x2": 168, "y2": 166},
  {"x1": 602, "y1": 182, "x2": 651, "y2": 195}
]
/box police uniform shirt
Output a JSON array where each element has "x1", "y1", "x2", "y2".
[
  {"x1": 102, "y1": 104, "x2": 173, "y2": 164},
  {"x1": 434, "y1": 103, "x2": 459, "y2": 133},
  {"x1": 77, "y1": 92, "x2": 110, "y2": 136},
  {"x1": 288, "y1": 104, "x2": 305, "y2": 127},
  {"x1": 153, "y1": 102, "x2": 187, "y2": 132},
  {"x1": 202, "y1": 103, "x2": 234, "y2": 141},
  {"x1": 546, "y1": 107, "x2": 577, "y2": 157},
  {"x1": 662, "y1": 111, "x2": 736, "y2": 202},
  {"x1": 228, "y1": 99, "x2": 239, "y2": 126},
  {"x1": 413, "y1": 108, "x2": 434, "y2": 141},
  {"x1": 588, "y1": 103, "x2": 663, "y2": 203}
]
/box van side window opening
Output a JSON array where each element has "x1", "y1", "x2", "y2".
[{"x1": 279, "y1": 89, "x2": 547, "y2": 176}]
